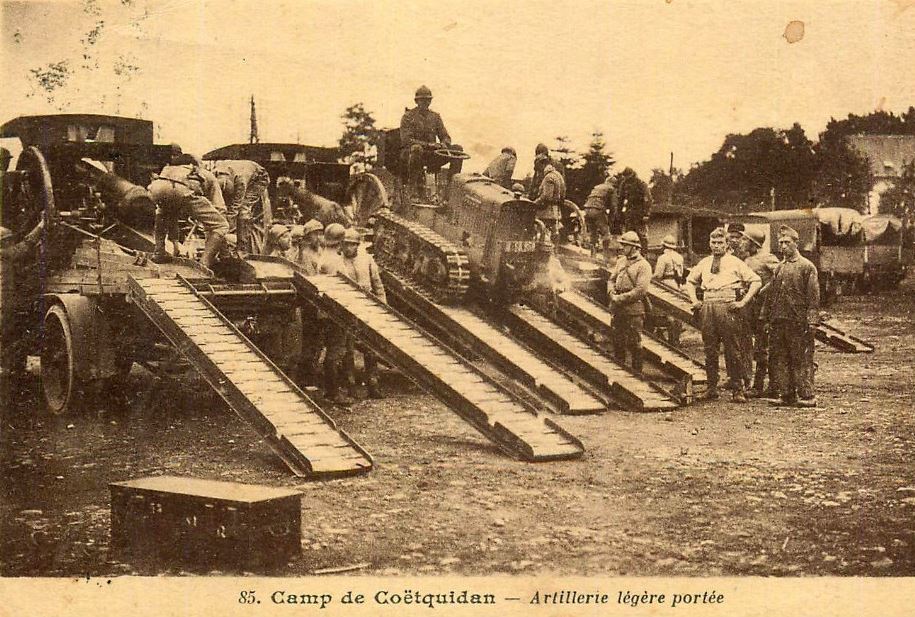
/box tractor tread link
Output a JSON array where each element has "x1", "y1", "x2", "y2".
[{"x1": 373, "y1": 209, "x2": 470, "y2": 304}]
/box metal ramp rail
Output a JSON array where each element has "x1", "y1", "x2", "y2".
[
  {"x1": 502, "y1": 305, "x2": 679, "y2": 412},
  {"x1": 380, "y1": 269, "x2": 607, "y2": 415},
  {"x1": 292, "y1": 273, "x2": 584, "y2": 462},
  {"x1": 647, "y1": 280, "x2": 875, "y2": 354},
  {"x1": 127, "y1": 275, "x2": 373, "y2": 479},
  {"x1": 555, "y1": 291, "x2": 706, "y2": 404}
]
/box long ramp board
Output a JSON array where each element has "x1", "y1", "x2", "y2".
[
  {"x1": 556, "y1": 291, "x2": 707, "y2": 400},
  {"x1": 380, "y1": 269, "x2": 607, "y2": 415},
  {"x1": 503, "y1": 305, "x2": 679, "y2": 412},
  {"x1": 127, "y1": 275, "x2": 373, "y2": 478},
  {"x1": 647, "y1": 280, "x2": 875, "y2": 354},
  {"x1": 293, "y1": 273, "x2": 584, "y2": 462}
]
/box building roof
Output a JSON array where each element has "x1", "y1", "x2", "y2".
[
  {"x1": 846, "y1": 134, "x2": 915, "y2": 178},
  {"x1": 651, "y1": 202, "x2": 730, "y2": 219}
]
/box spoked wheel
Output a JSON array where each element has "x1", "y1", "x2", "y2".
[
  {"x1": 345, "y1": 173, "x2": 390, "y2": 227},
  {"x1": 41, "y1": 305, "x2": 83, "y2": 415},
  {"x1": 9, "y1": 146, "x2": 55, "y2": 236}
]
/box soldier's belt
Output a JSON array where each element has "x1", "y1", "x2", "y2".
[{"x1": 703, "y1": 289, "x2": 739, "y2": 303}]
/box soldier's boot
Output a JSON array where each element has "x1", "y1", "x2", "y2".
[
  {"x1": 748, "y1": 367, "x2": 767, "y2": 398},
  {"x1": 631, "y1": 349, "x2": 644, "y2": 378},
  {"x1": 199, "y1": 232, "x2": 225, "y2": 270},
  {"x1": 150, "y1": 213, "x2": 173, "y2": 263},
  {"x1": 235, "y1": 217, "x2": 250, "y2": 256}
]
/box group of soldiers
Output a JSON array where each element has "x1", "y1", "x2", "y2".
[{"x1": 606, "y1": 222, "x2": 821, "y2": 408}]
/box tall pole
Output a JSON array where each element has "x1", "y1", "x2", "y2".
[
  {"x1": 669, "y1": 151, "x2": 674, "y2": 205},
  {"x1": 249, "y1": 95, "x2": 259, "y2": 144}
]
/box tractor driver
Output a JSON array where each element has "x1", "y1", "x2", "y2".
[{"x1": 400, "y1": 85, "x2": 463, "y2": 199}]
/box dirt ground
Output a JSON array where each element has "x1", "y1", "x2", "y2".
[{"x1": 2, "y1": 278, "x2": 914, "y2": 578}]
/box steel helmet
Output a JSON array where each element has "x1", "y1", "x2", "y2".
[
  {"x1": 535, "y1": 143, "x2": 549, "y2": 156},
  {"x1": 342, "y1": 228, "x2": 361, "y2": 244},
  {"x1": 290, "y1": 225, "x2": 305, "y2": 241},
  {"x1": 743, "y1": 228, "x2": 766, "y2": 248},
  {"x1": 619, "y1": 231, "x2": 641, "y2": 247},
  {"x1": 414, "y1": 85, "x2": 433, "y2": 100},
  {"x1": 302, "y1": 219, "x2": 324, "y2": 236},
  {"x1": 324, "y1": 223, "x2": 346, "y2": 247},
  {"x1": 662, "y1": 234, "x2": 678, "y2": 249}
]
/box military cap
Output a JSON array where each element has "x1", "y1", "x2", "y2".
[
  {"x1": 302, "y1": 219, "x2": 324, "y2": 236},
  {"x1": 343, "y1": 228, "x2": 361, "y2": 244},
  {"x1": 742, "y1": 228, "x2": 766, "y2": 248},
  {"x1": 290, "y1": 225, "x2": 305, "y2": 241},
  {"x1": 324, "y1": 223, "x2": 346, "y2": 247},
  {"x1": 414, "y1": 85, "x2": 433, "y2": 99},
  {"x1": 662, "y1": 234, "x2": 679, "y2": 249},
  {"x1": 535, "y1": 143, "x2": 549, "y2": 156},
  {"x1": 619, "y1": 230, "x2": 641, "y2": 247},
  {"x1": 727, "y1": 222, "x2": 745, "y2": 234},
  {"x1": 778, "y1": 225, "x2": 800, "y2": 242},
  {"x1": 511, "y1": 183, "x2": 525, "y2": 193},
  {"x1": 502, "y1": 146, "x2": 517, "y2": 156},
  {"x1": 269, "y1": 224, "x2": 289, "y2": 239}
]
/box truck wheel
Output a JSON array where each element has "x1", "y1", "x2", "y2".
[{"x1": 40, "y1": 304, "x2": 85, "y2": 415}]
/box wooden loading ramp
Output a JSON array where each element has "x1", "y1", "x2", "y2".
[
  {"x1": 379, "y1": 269, "x2": 607, "y2": 415},
  {"x1": 127, "y1": 275, "x2": 374, "y2": 479},
  {"x1": 292, "y1": 273, "x2": 585, "y2": 462}
]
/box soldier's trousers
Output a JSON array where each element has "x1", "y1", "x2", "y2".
[
  {"x1": 584, "y1": 209, "x2": 608, "y2": 252},
  {"x1": 611, "y1": 313, "x2": 643, "y2": 374},
  {"x1": 298, "y1": 306, "x2": 323, "y2": 385},
  {"x1": 698, "y1": 301, "x2": 743, "y2": 391},
  {"x1": 322, "y1": 319, "x2": 348, "y2": 394},
  {"x1": 769, "y1": 318, "x2": 815, "y2": 400}
]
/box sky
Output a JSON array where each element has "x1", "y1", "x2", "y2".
[{"x1": 3, "y1": 0, "x2": 915, "y2": 178}]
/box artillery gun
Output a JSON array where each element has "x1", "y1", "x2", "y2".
[{"x1": 345, "y1": 129, "x2": 555, "y2": 304}]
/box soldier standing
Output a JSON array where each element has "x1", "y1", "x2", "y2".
[
  {"x1": 318, "y1": 223, "x2": 350, "y2": 404},
  {"x1": 339, "y1": 228, "x2": 387, "y2": 399},
  {"x1": 608, "y1": 231, "x2": 652, "y2": 375},
  {"x1": 763, "y1": 225, "x2": 820, "y2": 408},
  {"x1": 616, "y1": 167, "x2": 652, "y2": 251},
  {"x1": 529, "y1": 143, "x2": 565, "y2": 200},
  {"x1": 652, "y1": 234, "x2": 685, "y2": 345},
  {"x1": 583, "y1": 172, "x2": 617, "y2": 257},
  {"x1": 532, "y1": 154, "x2": 566, "y2": 241},
  {"x1": 291, "y1": 219, "x2": 325, "y2": 387},
  {"x1": 685, "y1": 227, "x2": 761, "y2": 402},
  {"x1": 400, "y1": 85, "x2": 461, "y2": 199},
  {"x1": 739, "y1": 228, "x2": 781, "y2": 397},
  {"x1": 147, "y1": 151, "x2": 228, "y2": 269},
  {"x1": 206, "y1": 159, "x2": 271, "y2": 254},
  {"x1": 482, "y1": 147, "x2": 517, "y2": 188}
]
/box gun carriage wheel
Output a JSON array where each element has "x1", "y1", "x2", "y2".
[
  {"x1": 40, "y1": 304, "x2": 82, "y2": 415},
  {"x1": 10, "y1": 146, "x2": 56, "y2": 235}
]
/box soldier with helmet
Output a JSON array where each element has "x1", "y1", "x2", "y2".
[
  {"x1": 652, "y1": 234, "x2": 685, "y2": 345},
  {"x1": 532, "y1": 154, "x2": 566, "y2": 241},
  {"x1": 263, "y1": 223, "x2": 292, "y2": 257},
  {"x1": 400, "y1": 85, "x2": 462, "y2": 199},
  {"x1": 319, "y1": 222, "x2": 350, "y2": 403},
  {"x1": 339, "y1": 228, "x2": 387, "y2": 399},
  {"x1": 482, "y1": 146, "x2": 517, "y2": 189},
  {"x1": 147, "y1": 148, "x2": 228, "y2": 269},
  {"x1": 583, "y1": 171, "x2": 617, "y2": 257},
  {"x1": 607, "y1": 230, "x2": 652, "y2": 375},
  {"x1": 291, "y1": 219, "x2": 325, "y2": 387},
  {"x1": 739, "y1": 227, "x2": 781, "y2": 397}
]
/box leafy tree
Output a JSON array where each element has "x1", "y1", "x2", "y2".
[
  {"x1": 811, "y1": 139, "x2": 872, "y2": 212},
  {"x1": 24, "y1": 1, "x2": 146, "y2": 109},
  {"x1": 552, "y1": 135, "x2": 579, "y2": 173},
  {"x1": 573, "y1": 131, "x2": 615, "y2": 203},
  {"x1": 877, "y1": 160, "x2": 915, "y2": 218},
  {"x1": 338, "y1": 103, "x2": 379, "y2": 171},
  {"x1": 649, "y1": 167, "x2": 681, "y2": 204}
]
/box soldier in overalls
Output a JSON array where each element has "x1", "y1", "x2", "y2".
[
  {"x1": 147, "y1": 152, "x2": 228, "y2": 269},
  {"x1": 206, "y1": 159, "x2": 271, "y2": 255}
]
